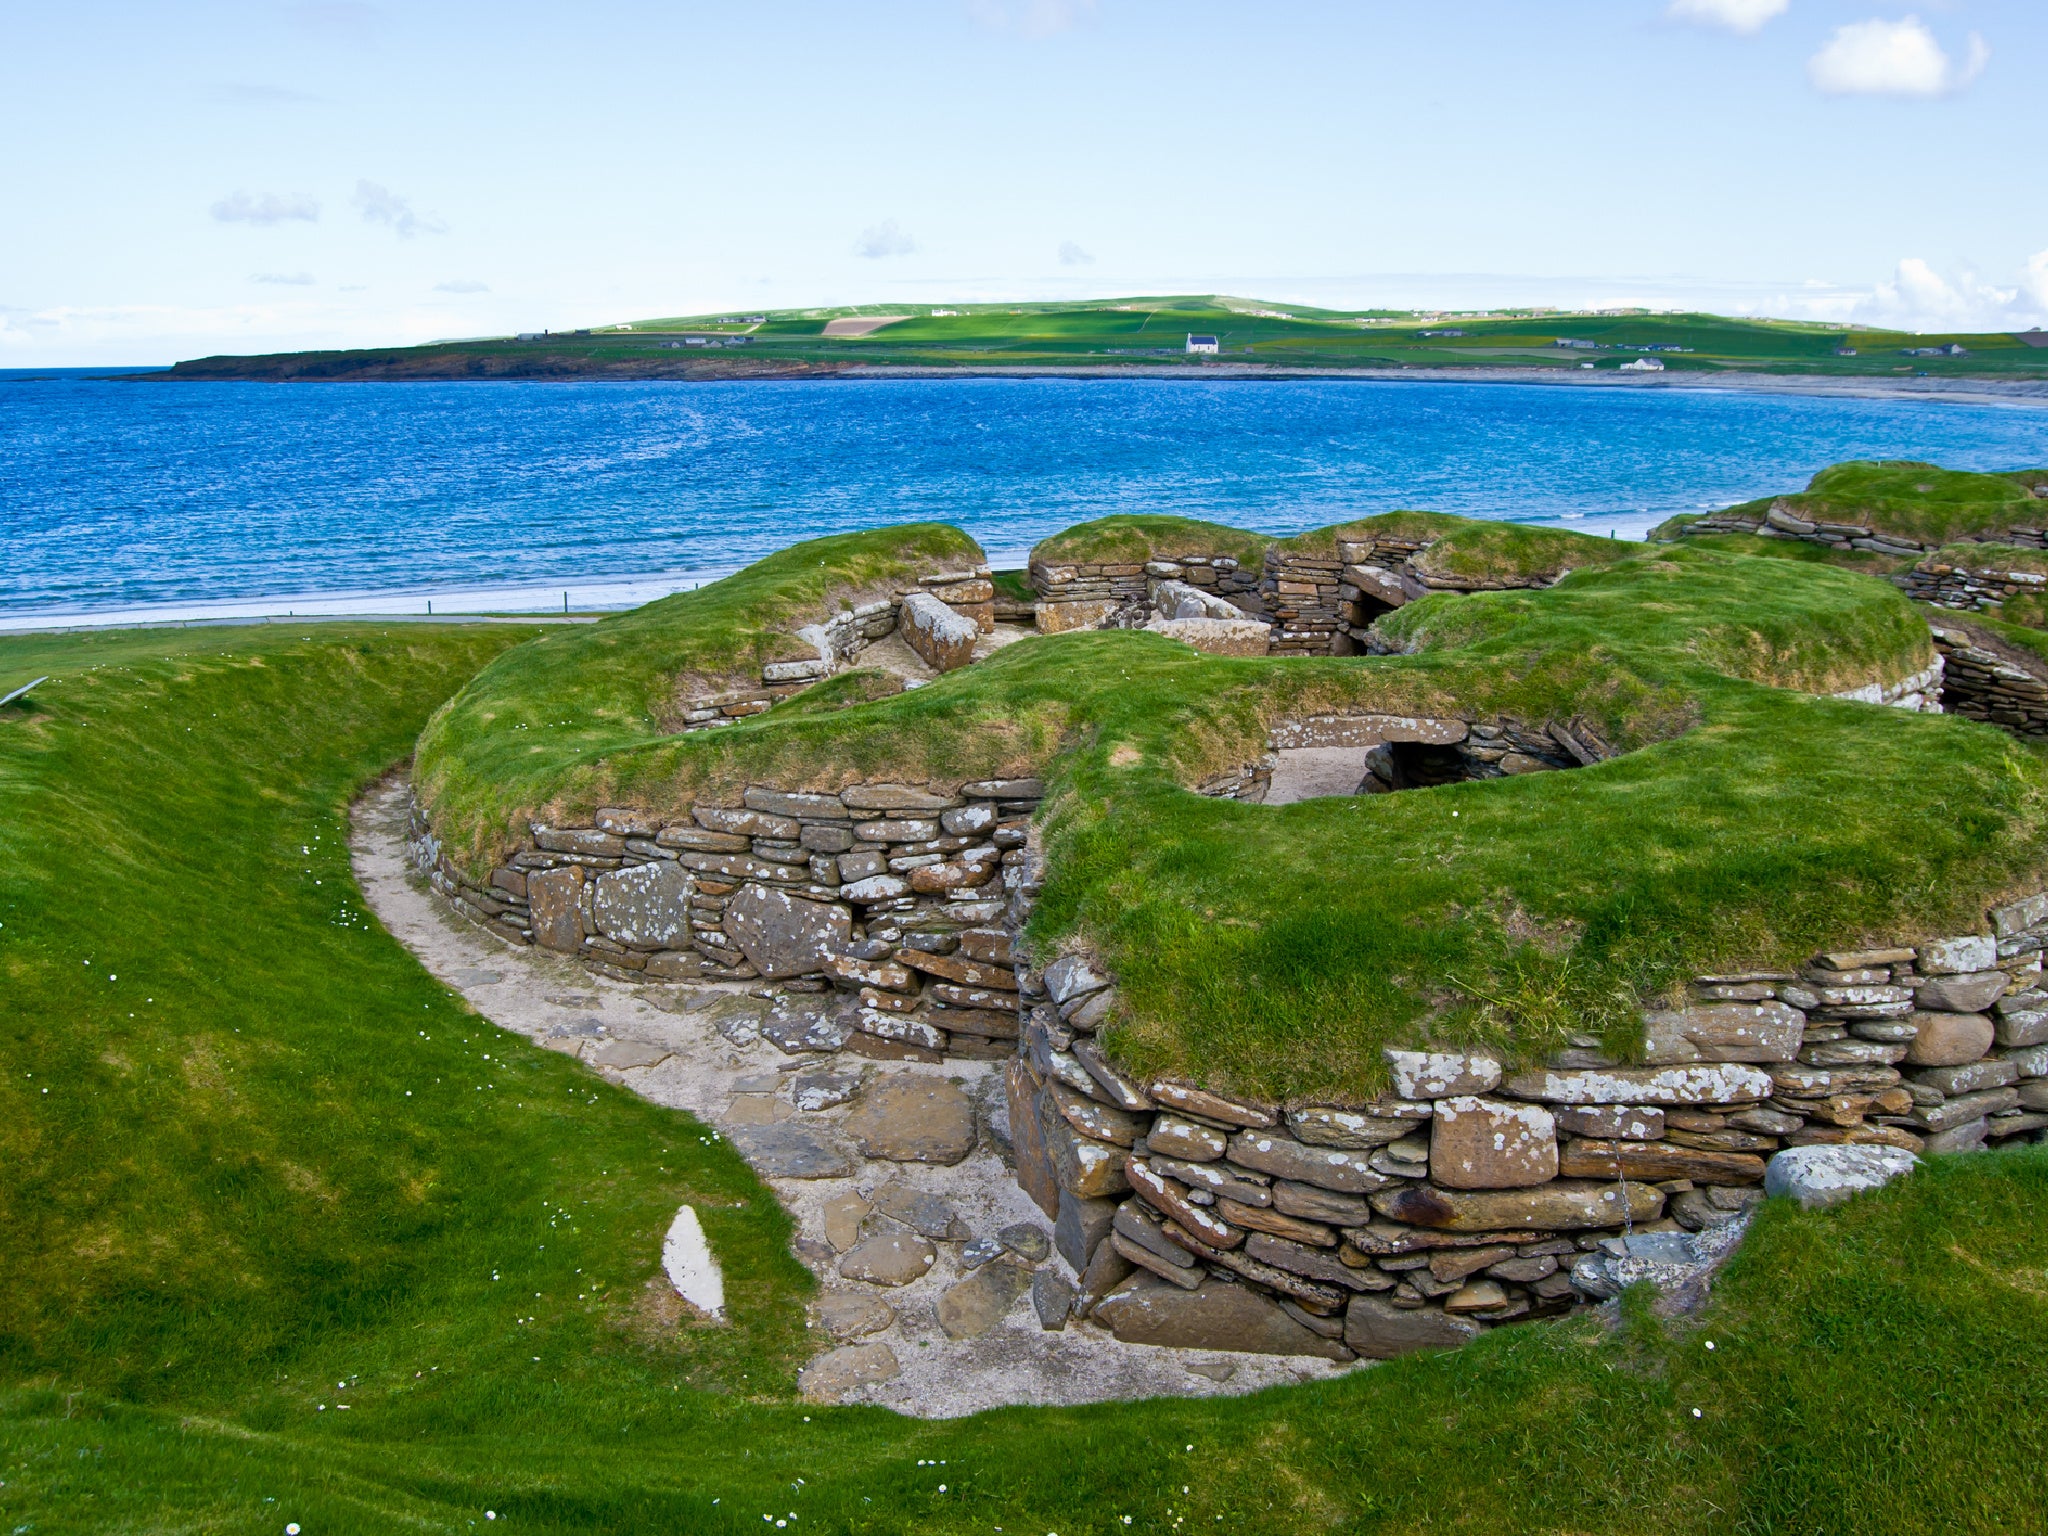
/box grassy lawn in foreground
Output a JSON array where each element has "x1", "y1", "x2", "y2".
[{"x1": 2, "y1": 623, "x2": 2046, "y2": 1532}]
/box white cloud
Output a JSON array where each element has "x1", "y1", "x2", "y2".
[
  {"x1": 1808, "y1": 17, "x2": 1988, "y2": 98},
  {"x1": 856, "y1": 219, "x2": 916, "y2": 259},
  {"x1": 353, "y1": 180, "x2": 447, "y2": 238},
  {"x1": 1743, "y1": 254, "x2": 2047, "y2": 332},
  {"x1": 251, "y1": 272, "x2": 315, "y2": 285},
  {"x1": 211, "y1": 191, "x2": 319, "y2": 225},
  {"x1": 1058, "y1": 241, "x2": 1094, "y2": 266},
  {"x1": 434, "y1": 279, "x2": 489, "y2": 294},
  {"x1": 969, "y1": 0, "x2": 1097, "y2": 39},
  {"x1": 2023, "y1": 250, "x2": 2048, "y2": 313},
  {"x1": 1667, "y1": 0, "x2": 1788, "y2": 35}
]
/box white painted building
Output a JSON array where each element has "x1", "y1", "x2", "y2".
[{"x1": 1186, "y1": 334, "x2": 1220, "y2": 355}]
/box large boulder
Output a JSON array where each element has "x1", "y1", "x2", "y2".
[
  {"x1": 1152, "y1": 578, "x2": 1246, "y2": 620},
  {"x1": 723, "y1": 883, "x2": 851, "y2": 978},
  {"x1": 1093, "y1": 1272, "x2": 1352, "y2": 1359},
  {"x1": 899, "y1": 590, "x2": 979, "y2": 672},
  {"x1": 591, "y1": 861, "x2": 693, "y2": 947},
  {"x1": 1763, "y1": 1144, "x2": 1918, "y2": 1208}
]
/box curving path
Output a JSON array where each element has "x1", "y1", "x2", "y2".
[{"x1": 351, "y1": 772, "x2": 1355, "y2": 1416}]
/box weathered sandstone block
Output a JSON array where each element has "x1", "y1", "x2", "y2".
[
  {"x1": 1502, "y1": 1063, "x2": 1775, "y2": 1105},
  {"x1": 1094, "y1": 1273, "x2": 1352, "y2": 1359},
  {"x1": 1430, "y1": 1097, "x2": 1558, "y2": 1189},
  {"x1": 525, "y1": 865, "x2": 585, "y2": 952},
  {"x1": 1641, "y1": 1001, "x2": 1803, "y2": 1064},
  {"x1": 591, "y1": 861, "x2": 693, "y2": 948},
  {"x1": 1372, "y1": 1179, "x2": 1664, "y2": 1231},
  {"x1": 724, "y1": 884, "x2": 851, "y2": 978},
  {"x1": 1385, "y1": 1049, "x2": 1504, "y2": 1099}
]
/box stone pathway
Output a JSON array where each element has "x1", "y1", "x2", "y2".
[{"x1": 352, "y1": 773, "x2": 1355, "y2": 1416}]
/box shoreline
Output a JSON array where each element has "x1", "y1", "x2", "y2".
[
  {"x1": 834, "y1": 365, "x2": 2048, "y2": 410},
  {"x1": 132, "y1": 359, "x2": 2048, "y2": 409}
]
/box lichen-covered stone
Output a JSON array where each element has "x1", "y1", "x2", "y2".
[
  {"x1": 591, "y1": 861, "x2": 692, "y2": 948},
  {"x1": 723, "y1": 884, "x2": 851, "y2": 978},
  {"x1": 1429, "y1": 1097, "x2": 1557, "y2": 1189}
]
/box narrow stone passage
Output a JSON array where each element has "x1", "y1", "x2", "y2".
[{"x1": 351, "y1": 772, "x2": 1353, "y2": 1415}]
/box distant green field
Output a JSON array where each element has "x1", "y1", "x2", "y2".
[{"x1": 153, "y1": 295, "x2": 2048, "y2": 382}]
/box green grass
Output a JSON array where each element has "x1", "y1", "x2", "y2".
[
  {"x1": 417, "y1": 519, "x2": 2048, "y2": 1104},
  {"x1": 1272, "y1": 510, "x2": 1638, "y2": 584},
  {"x1": 1692, "y1": 460, "x2": 2048, "y2": 547},
  {"x1": 413, "y1": 524, "x2": 981, "y2": 865},
  {"x1": 5, "y1": 619, "x2": 2048, "y2": 1532},
  {"x1": 1029, "y1": 513, "x2": 1272, "y2": 571}
]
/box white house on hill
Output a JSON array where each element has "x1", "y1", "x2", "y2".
[{"x1": 1186, "y1": 334, "x2": 1219, "y2": 355}]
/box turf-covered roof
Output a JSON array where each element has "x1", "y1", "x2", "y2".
[{"x1": 416, "y1": 511, "x2": 2048, "y2": 1103}]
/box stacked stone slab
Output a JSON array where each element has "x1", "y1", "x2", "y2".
[
  {"x1": 1030, "y1": 553, "x2": 1261, "y2": 635},
  {"x1": 1006, "y1": 890, "x2": 2048, "y2": 1360},
  {"x1": 676, "y1": 567, "x2": 994, "y2": 730},
  {"x1": 1678, "y1": 500, "x2": 1938, "y2": 555},
  {"x1": 1261, "y1": 547, "x2": 1350, "y2": 656},
  {"x1": 1268, "y1": 532, "x2": 1569, "y2": 656},
  {"x1": 1899, "y1": 561, "x2": 2048, "y2": 613},
  {"x1": 1929, "y1": 626, "x2": 2048, "y2": 736},
  {"x1": 411, "y1": 778, "x2": 1044, "y2": 1062}
]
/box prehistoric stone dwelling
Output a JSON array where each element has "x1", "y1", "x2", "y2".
[{"x1": 410, "y1": 491, "x2": 2048, "y2": 1362}]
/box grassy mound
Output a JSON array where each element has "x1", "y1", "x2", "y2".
[
  {"x1": 413, "y1": 515, "x2": 2048, "y2": 1104},
  {"x1": 5, "y1": 621, "x2": 2047, "y2": 1533},
  {"x1": 1274, "y1": 510, "x2": 1637, "y2": 586},
  {"x1": 1028, "y1": 513, "x2": 1271, "y2": 570},
  {"x1": 1694, "y1": 460, "x2": 2048, "y2": 546},
  {"x1": 415, "y1": 523, "x2": 982, "y2": 865}
]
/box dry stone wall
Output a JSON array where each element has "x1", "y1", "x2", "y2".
[
  {"x1": 416, "y1": 759, "x2": 2048, "y2": 1360},
  {"x1": 1267, "y1": 532, "x2": 1565, "y2": 657},
  {"x1": 1929, "y1": 626, "x2": 2048, "y2": 736},
  {"x1": 411, "y1": 776, "x2": 1044, "y2": 1064},
  {"x1": 1009, "y1": 890, "x2": 2048, "y2": 1361},
  {"x1": 1031, "y1": 554, "x2": 1261, "y2": 636},
  {"x1": 676, "y1": 567, "x2": 995, "y2": 730},
  {"x1": 1900, "y1": 560, "x2": 2048, "y2": 613}
]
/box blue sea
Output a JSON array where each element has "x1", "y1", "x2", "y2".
[{"x1": 5, "y1": 373, "x2": 2048, "y2": 628}]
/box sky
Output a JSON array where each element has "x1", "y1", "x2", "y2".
[{"x1": 2, "y1": 0, "x2": 2044, "y2": 364}]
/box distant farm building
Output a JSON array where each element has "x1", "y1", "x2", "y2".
[
  {"x1": 1619, "y1": 357, "x2": 1665, "y2": 373},
  {"x1": 1835, "y1": 347, "x2": 1859, "y2": 357},
  {"x1": 1186, "y1": 334, "x2": 1220, "y2": 355},
  {"x1": 1554, "y1": 338, "x2": 1598, "y2": 350}
]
